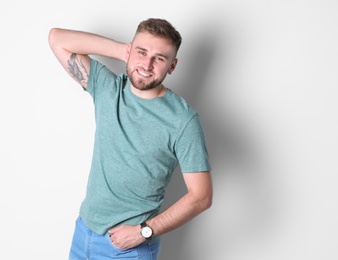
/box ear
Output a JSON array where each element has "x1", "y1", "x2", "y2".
[
  {"x1": 125, "y1": 43, "x2": 132, "y2": 62},
  {"x1": 168, "y1": 58, "x2": 178, "y2": 75}
]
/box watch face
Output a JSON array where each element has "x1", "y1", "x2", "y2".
[{"x1": 141, "y1": 226, "x2": 153, "y2": 238}]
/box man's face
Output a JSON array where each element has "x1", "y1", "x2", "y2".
[{"x1": 126, "y1": 32, "x2": 178, "y2": 91}]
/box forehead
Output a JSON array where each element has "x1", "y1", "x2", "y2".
[{"x1": 132, "y1": 32, "x2": 176, "y2": 57}]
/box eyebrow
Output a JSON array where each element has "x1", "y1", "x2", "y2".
[{"x1": 135, "y1": 46, "x2": 169, "y2": 60}]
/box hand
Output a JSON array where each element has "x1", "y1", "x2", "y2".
[{"x1": 108, "y1": 224, "x2": 145, "y2": 249}]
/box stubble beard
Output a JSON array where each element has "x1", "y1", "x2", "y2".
[{"x1": 126, "y1": 65, "x2": 164, "y2": 91}]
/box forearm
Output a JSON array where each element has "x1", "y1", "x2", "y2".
[
  {"x1": 108, "y1": 171, "x2": 212, "y2": 249},
  {"x1": 147, "y1": 188, "x2": 212, "y2": 237},
  {"x1": 49, "y1": 28, "x2": 128, "y2": 62}
]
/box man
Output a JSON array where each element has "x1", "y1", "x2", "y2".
[{"x1": 49, "y1": 18, "x2": 212, "y2": 259}]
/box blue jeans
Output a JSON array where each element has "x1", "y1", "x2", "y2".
[{"x1": 69, "y1": 217, "x2": 161, "y2": 260}]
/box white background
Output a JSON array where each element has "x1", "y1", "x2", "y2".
[{"x1": 1, "y1": 0, "x2": 338, "y2": 259}]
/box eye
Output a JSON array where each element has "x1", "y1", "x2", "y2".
[
  {"x1": 138, "y1": 51, "x2": 146, "y2": 56},
  {"x1": 156, "y1": 56, "x2": 165, "y2": 62}
]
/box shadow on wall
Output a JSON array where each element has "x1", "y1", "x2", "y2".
[
  {"x1": 159, "y1": 24, "x2": 276, "y2": 259},
  {"x1": 159, "y1": 26, "x2": 223, "y2": 260}
]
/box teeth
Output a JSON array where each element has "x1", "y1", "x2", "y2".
[{"x1": 139, "y1": 70, "x2": 150, "y2": 77}]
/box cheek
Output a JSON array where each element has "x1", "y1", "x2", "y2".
[
  {"x1": 129, "y1": 56, "x2": 145, "y2": 69},
  {"x1": 127, "y1": 52, "x2": 138, "y2": 63}
]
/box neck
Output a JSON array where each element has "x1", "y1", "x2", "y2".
[{"x1": 130, "y1": 84, "x2": 166, "y2": 100}]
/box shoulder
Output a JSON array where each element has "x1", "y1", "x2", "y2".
[
  {"x1": 165, "y1": 89, "x2": 197, "y2": 118},
  {"x1": 87, "y1": 58, "x2": 128, "y2": 96},
  {"x1": 89, "y1": 58, "x2": 117, "y2": 79}
]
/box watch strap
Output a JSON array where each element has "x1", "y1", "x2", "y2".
[
  {"x1": 140, "y1": 221, "x2": 148, "y2": 228},
  {"x1": 140, "y1": 221, "x2": 153, "y2": 240}
]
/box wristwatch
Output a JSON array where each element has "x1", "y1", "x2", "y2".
[{"x1": 140, "y1": 221, "x2": 153, "y2": 240}]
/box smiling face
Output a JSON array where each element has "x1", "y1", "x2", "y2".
[{"x1": 126, "y1": 32, "x2": 178, "y2": 93}]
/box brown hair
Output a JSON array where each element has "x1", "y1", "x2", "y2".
[{"x1": 136, "y1": 18, "x2": 182, "y2": 53}]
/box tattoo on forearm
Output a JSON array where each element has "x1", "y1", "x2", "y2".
[{"x1": 67, "y1": 53, "x2": 89, "y2": 88}]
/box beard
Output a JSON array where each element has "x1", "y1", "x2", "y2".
[{"x1": 126, "y1": 65, "x2": 165, "y2": 91}]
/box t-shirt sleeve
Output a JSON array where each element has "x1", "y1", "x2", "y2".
[
  {"x1": 86, "y1": 58, "x2": 118, "y2": 98},
  {"x1": 175, "y1": 114, "x2": 211, "y2": 173}
]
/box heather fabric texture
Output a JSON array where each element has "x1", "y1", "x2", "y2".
[{"x1": 79, "y1": 58, "x2": 211, "y2": 235}]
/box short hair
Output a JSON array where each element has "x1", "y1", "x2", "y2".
[{"x1": 136, "y1": 18, "x2": 182, "y2": 53}]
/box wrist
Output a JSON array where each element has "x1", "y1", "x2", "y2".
[{"x1": 140, "y1": 221, "x2": 153, "y2": 240}]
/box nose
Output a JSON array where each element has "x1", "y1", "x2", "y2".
[{"x1": 143, "y1": 57, "x2": 154, "y2": 71}]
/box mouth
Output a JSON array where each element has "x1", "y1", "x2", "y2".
[{"x1": 136, "y1": 69, "x2": 152, "y2": 78}]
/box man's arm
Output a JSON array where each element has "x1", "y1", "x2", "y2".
[
  {"x1": 48, "y1": 28, "x2": 129, "y2": 89},
  {"x1": 108, "y1": 171, "x2": 213, "y2": 249},
  {"x1": 148, "y1": 171, "x2": 213, "y2": 234}
]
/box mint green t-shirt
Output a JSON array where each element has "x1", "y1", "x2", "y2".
[{"x1": 79, "y1": 58, "x2": 211, "y2": 235}]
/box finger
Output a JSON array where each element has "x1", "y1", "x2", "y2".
[
  {"x1": 109, "y1": 235, "x2": 114, "y2": 244},
  {"x1": 108, "y1": 227, "x2": 118, "y2": 234}
]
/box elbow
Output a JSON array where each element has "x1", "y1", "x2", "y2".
[
  {"x1": 48, "y1": 28, "x2": 56, "y2": 48},
  {"x1": 204, "y1": 195, "x2": 213, "y2": 210},
  {"x1": 48, "y1": 28, "x2": 61, "y2": 48},
  {"x1": 199, "y1": 193, "x2": 213, "y2": 212}
]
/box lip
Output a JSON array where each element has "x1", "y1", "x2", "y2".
[{"x1": 136, "y1": 69, "x2": 152, "y2": 78}]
